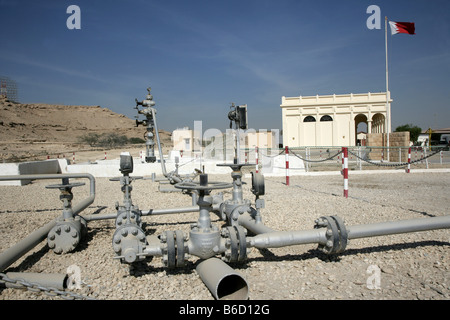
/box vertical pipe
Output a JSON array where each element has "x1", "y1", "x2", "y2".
[
  {"x1": 285, "y1": 146, "x2": 289, "y2": 186},
  {"x1": 343, "y1": 147, "x2": 348, "y2": 198}
]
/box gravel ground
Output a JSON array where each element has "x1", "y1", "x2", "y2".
[{"x1": 0, "y1": 170, "x2": 449, "y2": 301}]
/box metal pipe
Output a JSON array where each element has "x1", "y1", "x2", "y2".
[
  {"x1": 196, "y1": 258, "x2": 248, "y2": 300},
  {"x1": 249, "y1": 228, "x2": 327, "y2": 249},
  {"x1": 83, "y1": 205, "x2": 213, "y2": 222},
  {"x1": 237, "y1": 212, "x2": 274, "y2": 235},
  {"x1": 4, "y1": 272, "x2": 67, "y2": 290},
  {"x1": 151, "y1": 108, "x2": 183, "y2": 183},
  {"x1": 0, "y1": 173, "x2": 95, "y2": 216},
  {"x1": 347, "y1": 215, "x2": 450, "y2": 240},
  {"x1": 0, "y1": 219, "x2": 57, "y2": 272},
  {"x1": 248, "y1": 215, "x2": 450, "y2": 250}
]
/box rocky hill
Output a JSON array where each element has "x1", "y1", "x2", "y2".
[{"x1": 0, "y1": 96, "x2": 172, "y2": 162}]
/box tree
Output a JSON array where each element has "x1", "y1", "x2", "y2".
[{"x1": 395, "y1": 124, "x2": 422, "y2": 143}]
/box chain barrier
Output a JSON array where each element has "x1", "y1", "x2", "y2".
[
  {"x1": 258, "y1": 149, "x2": 285, "y2": 158},
  {"x1": 289, "y1": 148, "x2": 343, "y2": 163},
  {"x1": 348, "y1": 147, "x2": 446, "y2": 168},
  {"x1": 0, "y1": 272, "x2": 94, "y2": 300}
]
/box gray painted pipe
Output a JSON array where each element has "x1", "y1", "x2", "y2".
[
  {"x1": 83, "y1": 203, "x2": 222, "y2": 222},
  {"x1": 0, "y1": 173, "x2": 95, "y2": 216},
  {"x1": 83, "y1": 205, "x2": 209, "y2": 222},
  {"x1": 5, "y1": 272, "x2": 67, "y2": 290},
  {"x1": 0, "y1": 174, "x2": 95, "y2": 272},
  {"x1": 0, "y1": 219, "x2": 57, "y2": 272},
  {"x1": 196, "y1": 258, "x2": 249, "y2": 300},
  {"x1": 250, "y1": 228, "x2": 327, "y2": 249},
  {"x1": 151, "y1": 108, "x2": 183, "y2": 183},
  {"x1": 347, "y1": 215, "x2": 450, "y2": 240},
  {"x1": 248, "y1": 215, "x2": 450, "y2": 250},
  {"x1": 237, "y1": 212, "x2": 275, "y2": 235}
]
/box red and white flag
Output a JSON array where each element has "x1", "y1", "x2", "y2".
[{"x1": 389, "y1": 21, "x2": 415, "y2": 35}]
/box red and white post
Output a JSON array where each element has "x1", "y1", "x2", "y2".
[
  {"x1": 255, "y1": 146, "x2": 259, "y2": 173},
  {"x1": 406, "y1": 147, "x2": 411, "y2": 173},
  {"x1": 343, "y1": 147, "x2": 348, "y2": 198},
  {"x1": 285, "y1": 146, "x2": 290, "y2": 186},
  {"x1": 72, "y1": 152, "x2": 76, "y2": 164}
]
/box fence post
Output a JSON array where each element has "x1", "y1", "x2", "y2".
[
  {"x1": 406, "y1": 147, "x2": 411, "y2": 173},
  {"x1": 343, "y1": 147, "x2": 348, "y2": 198},
  {"x1": 285, "y1": 146, "x2": 289, "y2": 186}
]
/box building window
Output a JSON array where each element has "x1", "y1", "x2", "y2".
[
  {"x1": 320, "y1": 115, "x2": 333, "y2": 122},
  {"x1": 303, "y1": 116, "x2": 316, "y2": 122}
]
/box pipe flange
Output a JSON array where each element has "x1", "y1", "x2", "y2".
[
  {"x1": 222, "y1": 225, "x2": 247, "y2": 263},
  {"x1": 47, "y1": 217, "x2": 86, "y2": 254},
  {"x1": 161, "y1": 230, "x2": 187, "y2": 269},
  {"x1": 314, "y1": 216, "x2": 348, "y2": 255},
  {"x1": 112, "y1": 224, "x2": 147, "y2": 263}
]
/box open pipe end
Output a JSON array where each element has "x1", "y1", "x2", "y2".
[
  {"x1": 216, "y1": 273, "x2": 249, "y2": 300},
  {"x1": 196, "y1": 258, "x2": 249, "y2": 300}
]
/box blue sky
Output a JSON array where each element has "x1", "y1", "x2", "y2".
[{"x1": 1, "y1": 0, "x2": 449, "y2": 133}]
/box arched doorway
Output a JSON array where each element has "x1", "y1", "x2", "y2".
[
  {"x1": 355, "y1": 114, "x2": 368, "y2": 145},
  {"x1": 372, "y1": 113, "x2": 386, "y2": 133},
  {"x1": 302, "y1": 115, "x2": 316, "y2": 146}
]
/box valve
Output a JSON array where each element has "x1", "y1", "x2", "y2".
[
  {"x1": 174, "y1": 174, "x2": 232, "y2": 195},
  {"x1": 112, "y1": 225, "x2": 147, "y2": 264},
  {"x1": 45, "y1": 178, "x2": 87, "y2": 254}
]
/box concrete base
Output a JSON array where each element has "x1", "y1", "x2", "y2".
[{"x1": 0, "y1": 159, "x2": 66, "y2": 186}]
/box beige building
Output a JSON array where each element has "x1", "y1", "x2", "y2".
[
  {"x1": 280, "y1": 92, "x2": 392, "y2": 147},
  {"x1": 245, "y1": 130, "x2": 279, "y2": 149},
  {"x1": 172, "y1": 127, "x2": 193, "y2": 152}
]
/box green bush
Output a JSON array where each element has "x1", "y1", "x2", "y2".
[
  {"x1": 129, "y1": 137, "x2": 146, "y2": 144},
  {"x1": 78, "y1": 133, "x2": 131, "y2": 148}
]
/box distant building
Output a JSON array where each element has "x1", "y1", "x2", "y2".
[
  {"x1": 245, "y1": 130, "x2": 279, "y2": 149},
  {"x1": 280, "y1": 92, "x2": 392, "y2": 147},
  {"x1": 172, "y1": 127, "x2": 193, "y2": 152}
]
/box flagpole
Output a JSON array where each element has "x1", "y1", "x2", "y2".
[{"x1": 385, "y1": 16, "x2": 390, "y2": 161}]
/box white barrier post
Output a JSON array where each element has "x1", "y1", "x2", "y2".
[
  {"x1": 343, "y1": 147, "x2": 348, "y2": 198},
  {"x1": 285, "y1": 146, "x2": 289, "y2": 186},
  {"x1": 255, "y1": 147, "x2": 259, "y2": 173},
  {"x1": 406, "y1": 147, "x2": 411, "y2": 173}
]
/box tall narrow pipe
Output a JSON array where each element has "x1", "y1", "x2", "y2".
[
  {"x1": 151, "y1": 108, "x2": 183, "y2": 183},
  {"x1": 196, "y1": 258, "x2": 248, "y2": 300}
]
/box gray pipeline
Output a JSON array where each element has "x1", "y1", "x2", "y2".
[
  {"x1": 196, "y1": 258, "x2": 248, "y2": 300},
  {"x1": 0, "y1": 173, "x2": 95, "y2": 216},
  {"x1": 0, "y1": 173, "x2": 95, "y2": 272}
]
